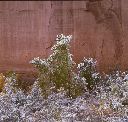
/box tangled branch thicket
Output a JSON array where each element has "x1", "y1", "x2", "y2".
[{"x1": 0, "y1": 34, "x2": 127, "y2": 122}]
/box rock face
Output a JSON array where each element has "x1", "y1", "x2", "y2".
[{"x1": 0, "y1": 1, "x2": 128, "y2": 73}]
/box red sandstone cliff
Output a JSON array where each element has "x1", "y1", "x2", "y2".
[{"x1": 0, "y1": 1, "x2": 128, "y2": 74}]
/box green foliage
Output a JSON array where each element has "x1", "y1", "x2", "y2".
[
  {"x1": 4, "y1": 71, "x2": 32, "y2": 93},
  {"x1": 30, "y1": 34, "x2": 86, "y2": 98},
  {"x1": 0, "y1": 73, "x2": 5, "y2": 92},
  {"x1": 77, "y1": 58, "x2": 101, "y2": 92}
]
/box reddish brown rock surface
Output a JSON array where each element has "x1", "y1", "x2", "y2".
[{"x1": 0, "y1": 1, "x2": 128, "y2": 74}]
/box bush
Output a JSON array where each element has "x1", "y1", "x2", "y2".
[
  {"x1": 77, "y1": 58, "x2": 101, "y2": 92},
  {"x1": 0, "y1": 34, "x2": 127, "y2": 122},
  {"x1": 30, "y1": 34, "x2": 87, "y2": 98},
  {"x1": 0, "y1": 73, "x2": 5, "y2": 92},
  {"x1": 3, "y1": 71, "x2": 33, "y2": 93}
]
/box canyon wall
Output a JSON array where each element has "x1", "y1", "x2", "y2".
[{"x1": 0, "y1": 1, "x2": 128, "y2": 73}]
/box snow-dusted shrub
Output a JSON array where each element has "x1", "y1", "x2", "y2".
[
  {"x1": 30, "y1": 34, "x2": 87, "y2": 98},
  {"x1": 0, "y1": 34, "x2": 127, "y2": 122},
  {"x1": 4, "y1": 71, "x2": 32, "y2": 93},
  {"x1": 0, "y1": 73, "x2": 5, "y2": 92},
  {"x1": 93, "y1": 71, "x2": 128, "y2": 122},
  {"x1": 77, "y1": 57, "x2": 101, "y2": 92}
]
